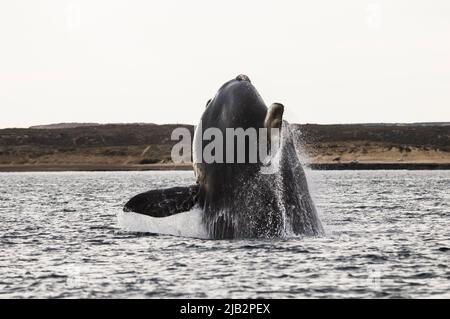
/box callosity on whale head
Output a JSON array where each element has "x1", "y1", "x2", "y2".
[{"x1": 123, "y1": 74, "x2": 323, "y2": 239}]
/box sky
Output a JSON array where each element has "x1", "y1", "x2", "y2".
[{"x1": 0, "y1": 0, "x2": 449, "y2": 128}]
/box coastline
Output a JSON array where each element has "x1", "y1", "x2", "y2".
[
  {"x1": 2, "y1": 123, "x2": 449, "y2": 172},
  {"x1": 309, "y1": 163, "x2": 450, "y2": 170},
  {"x1": 1, "y1": 162, "x2": 450, "y2": 172},
  {"x1": 0, "y1": 163, "x2": 193, "y2": 172}
]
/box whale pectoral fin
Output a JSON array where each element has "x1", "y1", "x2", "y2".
[
  {"x1": 263, "y1": 103, "x2": 284, "y2": 151},
  {"x1": 264, "y1": 103, "x2": 284, "y2": 130},
  {"x1": 123, "y1": 184, "x2": 199, "y2": 218}
]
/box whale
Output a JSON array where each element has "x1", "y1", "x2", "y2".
[{"x1": 122, "y1": 75, "x2": 323, "y2": 239}]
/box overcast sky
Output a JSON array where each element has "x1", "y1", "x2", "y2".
[{"x1": 0, "y1": 0, "x2": 449, "y2": 128}]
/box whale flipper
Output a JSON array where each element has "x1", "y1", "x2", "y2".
[{"x1": 123, "y1": 185, "x2": 199, "y2": 218}]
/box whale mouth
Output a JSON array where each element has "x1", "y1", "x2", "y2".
[{"x1": 235, "y1": 74, "x2": 251, "y2": 82}]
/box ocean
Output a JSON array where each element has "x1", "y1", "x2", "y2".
[{"x1": 0, "y1": 170, "x2": 449, "y2": 298}]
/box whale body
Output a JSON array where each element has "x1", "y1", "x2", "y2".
[{"x1": 123, "y1": 75, "x2": 323, "y2": 239}]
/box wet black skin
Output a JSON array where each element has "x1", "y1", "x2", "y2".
[
  {"x1": 194, "y1": 75, "x2": 281, "y2": 238},
  {"x1": 124, "y1": 75, "x2": 323, "y2": 239}
]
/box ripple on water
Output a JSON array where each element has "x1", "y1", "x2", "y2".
[{"x1": 0, "y1": 170, "x2": 449, "y2": 298}]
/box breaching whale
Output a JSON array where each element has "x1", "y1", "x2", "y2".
[{"x1": 122, "y1": 75, "x2": 323, "y2": 239}]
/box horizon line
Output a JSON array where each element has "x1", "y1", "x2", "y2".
[{"x1": 1, "y1": 121, "x2": 450, "y2": 130}]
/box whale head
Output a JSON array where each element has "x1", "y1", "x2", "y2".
[{"x1": 193, "y1": 75, "x2": 322, "y2": 239}]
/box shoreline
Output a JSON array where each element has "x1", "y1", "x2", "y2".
[
  {"x1": 309, "y1": 163, "x2": 450, "y2": 170},
  {"x1": 0, "y1": 164, "x2": 193, "y2": 172},
  {"x1": 1, "y1": 162, "x2": 450, "y2": 172}
]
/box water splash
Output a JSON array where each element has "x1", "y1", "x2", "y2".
[
  {"x1": 118, "y1": 121, "x2": 323, "y2": 239},
  {"x1": 117, "y1": 208, "x2": 208, "y2": 239}
]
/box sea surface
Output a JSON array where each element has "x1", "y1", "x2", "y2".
[{"x1": 0, "y1": 170, "x2": 449, "y2": 298}]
